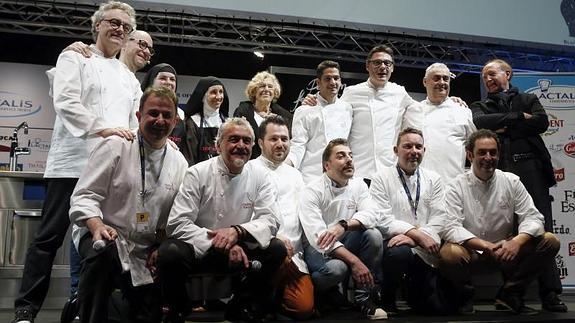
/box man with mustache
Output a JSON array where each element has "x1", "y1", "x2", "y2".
[
  {"x1": 299, "y1": 138, "x2": 388, "y2": 320},
  {"x1": 157, "y1": 117, "x2": 286, "y2": 323},
  {"x1": 13, "y1": 2, "x2": 141, "y2": 322},
  {"x1": 288, "y1": 60, "x2": 352, "y2": 184},
  {"x1": 68, "y1": 87, "x2": 186, "y2": 323},
  {"x1": 419, "y1": 63, "x2": 476, "y2": 182},
  {"x1": 440, "y1": 129, "x2": 560, "y2": 315},
  {"x1": 470, "y1": 59, "x2": 566, "y2": 312},
  {"x1": 369, "y1": 128, "x2": 447, "y2": 314},
  {"x1": 251, "y1": 115, "x2": 314, "y2": 320}
]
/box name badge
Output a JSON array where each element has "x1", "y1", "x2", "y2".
[{"x1": 136, "y1": 211, "x2": 150, "y2": 233}]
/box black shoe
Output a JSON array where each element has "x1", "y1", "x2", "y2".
[
  {"x1": 495, "y1": 289, "x2": 538, "y2": 316},
  {"x1": 358, "y1": 299, "x2": 388, "y2": 320},
  {"x1": 13, "y1": 307, "x2": 34, "y2": 323},
  {"x1": 457, "y1": 299, "x2": 475, "y2": 315},
  {"x1": 60, "y1": 292, "x2": 80, "y2": 323},
  {"x1": 316, "y1": 287, "x2": 352, "y2": 311},
  {"x1": 542, "y1": 292, "x2": 568, "y2": 312},
  {"x1": 224, "y1": 297, "x2": 275, "y2": 323}
]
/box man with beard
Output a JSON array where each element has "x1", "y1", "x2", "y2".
[
  {"x1": 470, "y1": 59, "x2": 566, "y2": 312},
  {"x1": 68, "y1": 87, "x2": 187, "y2": 323},
  {"x1": 251, "y1": 115, "x2": 314, "y2": 319},
  {"x1": 157, "y1": 117, "x2": 286, "y2": 323},
  {"x1": 288, "y1": 60, "x2": 352, "y2": 184},
  {"x1": 299, "y1": 138, "x2": 387, "y2": 320},
  {"x1": 369, "y1": 128, "x2": 447, "y2": 314},
  {"x1": 14, "y1": 2, "x2": 141, "y2": 322},
  {"x1": 419, "y1": 63, "x2": 476, "y2": 182},
  {"x1": 440, "y1": 129, "x2": 560, "y2": 315}
]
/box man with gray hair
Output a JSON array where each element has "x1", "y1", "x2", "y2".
[
  {"x1": 419, "y1": 63, "x2": 475, "y2": 182},
  {"x1": 13, "y1": 1, "x2": 141, "y2": 322},
  {"x1": 157, "y1": 117, "x2": 286, "y2": 323}
]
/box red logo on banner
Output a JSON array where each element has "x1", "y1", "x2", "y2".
[
  {"x1": 563, "y1": 142, "x2": 575, "y2": 158},
  {"x1": 570, "y1": 242, "x2": 575, "y2": 256},
  {"x1": 555, "y1": 168, "x2": 566, "y2": 182}
]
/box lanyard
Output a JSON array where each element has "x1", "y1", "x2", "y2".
[
  {"x1": 138, "y1": 132, "x2": 166, "y2": 205},
  {"x1": 396, "y1": 165, "x2": 420, "y2": 220}
]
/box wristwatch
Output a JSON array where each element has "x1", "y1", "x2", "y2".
[{"x1": 338, "y1": 219, "x2": 349, "y2": 231}]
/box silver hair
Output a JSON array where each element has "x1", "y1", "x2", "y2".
[
  {"x1": 90, "y1": 1, "x2": 136, "y2": 42},
  {"x1": 424, "y1": 63, "x2": 455, "y2": 79},
  {"x1": 216, "y1": 117, "x2": 255, "y2": 146}
]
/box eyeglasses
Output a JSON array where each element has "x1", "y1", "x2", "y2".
[
  {"x1": 101, "y1": 18, "x2": 134, "y2": 34},
  {"x1": 130, "y1": 38, "x2": 155, "y2": 56},
  {"x1": 368, "y1": 59, "x2": 394, "y2": 68}
]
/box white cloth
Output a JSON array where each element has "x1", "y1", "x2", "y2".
[
  {"x1": 370, "y1": 166, "x2": 447, "y2": 267},
  {"x1": 342, "y1": 80, "x2": 423, "y2": 180},
  {"x1": 443, "y1": 169, "x2": 545, "y2": 245},
  {"x1": 252, "y1": 156, "x2": 308, "y2": 273},
  {"x1": 70, "y1": 135, "x2": 188, "y2": 286},
  {"x1": 289, "y1": 94, "x2": 352, "y2": 184},
  {"x1": 166, "y1": 156, "x2": 280, "y2": 258},
  {"x1": 192, "y1": 104, "x2": 222, "y2": 128},
  {"x1": 420, "y1": 98, "x2": 476, "y2": 182},
  {"x1": 254, "y1": 111, "x2": 265, "y2": 126},
  {"x1": 299, "y1": 174, "x2": 387, "y2": 255},
  {"x1": 45, "y1": 46, "x2": 141, "y2": 178}
]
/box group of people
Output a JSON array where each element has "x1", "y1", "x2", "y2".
[{"x1": 11, "y1": 1, "x2": 568, "y2": 323}]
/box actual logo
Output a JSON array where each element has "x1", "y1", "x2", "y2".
[
  {"x1": 544, "y1": 113, "x2": 565, "y2": 136},
  {"x1": 0, "y1": 91, "x2": 42, "y2": 118},
  {"x1": 524, "y1": 79, "x2": 575, "y2": 110},
  {"x1": 563, "y1": 141, "x2": 575, "y2": 158}
]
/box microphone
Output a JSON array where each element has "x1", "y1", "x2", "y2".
[
  {"x1": 146, "y1": 60, "x2": 151, "y2": 65},
  {"x1": 248, "y1": 260, "x2": 262, "y2": 272},
  {"x1": 92, "y1": 239, "x2": 108, "y2": 251}
]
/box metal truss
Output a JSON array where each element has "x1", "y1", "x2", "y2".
[{"x1": 1, "y1": 0, "x2": 574, "y2": 74}]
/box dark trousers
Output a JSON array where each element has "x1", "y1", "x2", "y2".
[
  {"x1": 77, "y1": 233, "x2": 162, "y2": 323},
  {"x1": 502, "y1": 158, "x2": 563, "y2": 297},
  {"x1": 15, "y1": 178, "x2": 77, "y2": 314},
  {"x1": 157, "y1": 238, "x2": 287, "y2": 316}
]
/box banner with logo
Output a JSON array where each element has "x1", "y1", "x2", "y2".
[{"x1": 515, "y1": 73, "x2": 575, "y2": 288}]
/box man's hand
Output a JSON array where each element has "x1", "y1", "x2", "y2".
[
  {"x1": 86, "y1": 217, "x2": 118, "y2": 242},
  {"x1": 351, "y1": 260, "x2": 374, "y2": 287},
  {"x1": 415, "y1": 233, "x2": 440, "y2": 254},
  {"x1": 63, "y1": 41, "x2": 92, "y2": 58},
  {"x1": 317, "y1": 223, "x2": 345, "y2": 250},
  {"x1": 146, "y1": 249, "x2": 159, "y2": 279},
  {"x1": 302, "y1": 94, "x2": 318, "y2": 106},
  {"x1": 387, "y1": 234, "x2": 416, "y2": 248},
  {"x1": 228, "y1": 244, "x2": 249, "y2": 268},
  {"x1": 208, "y1": 227, "x2": 239, "y2": 253},
  {"x1": 494, "y1": 239, "x2": 522, "y2": 262},
  {"x1": 278, "y1": 236, "x2": 294, "y2": 258},
  {"x1": 451, "y1": 96, "x2": 468, "y2": 108},
  {"x1": 98, "y1": 127, "x2": 135, "y2": 141}
]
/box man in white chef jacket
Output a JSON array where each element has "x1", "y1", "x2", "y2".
[
  {"x1": 440, "y1": 129, "x2": 560, "y2": 315},
  {"x1": 419, "y1": 63, "x2": 476, "y2": 182},
  {"x1": 157, "y1": 117, "x2": 286, "y2": 323},
  {"x1": 251, "y1": 115, "x2": 314, "y2": 320},
  {"x1": 301, "y1": 45, "x2": 423, "y2": 181},
  {"x1": 14, "y1": 2, "x2": 142, "y2": 323},
  {"x1": 370, "y1": 127, "x2": 447, "y2": 313},
  {"x1": 69, "y1": 87, "x2": 187, "y2": 323},
  {"x1": 299, "y1": 138, "x2": 388, "y2": 320},
  {"x1": 287, "y1": 60, "x2": 352, "y2": 184}
]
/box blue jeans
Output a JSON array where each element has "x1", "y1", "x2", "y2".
[
  {"x1": 69, "y1": 239, "x2": 81, "y2": 296},
  {"x1": 304, "y1": 229, "x2": 383, "y2": 303}
]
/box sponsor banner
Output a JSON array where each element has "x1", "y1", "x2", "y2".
[
  {"x1": 0, "y1": 62, "x2": 249, "y2": 172},
  {"x1": 515, "y1": 73, "x2": 575, "y2": 287}
]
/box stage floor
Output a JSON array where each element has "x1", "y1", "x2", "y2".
[{"x1": 2, "y1": 295, "x2": 574, "y2": 323}]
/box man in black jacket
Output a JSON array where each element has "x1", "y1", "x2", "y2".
[{"x1": 470, "y1": 59, "x2": 566, "y2": 313}]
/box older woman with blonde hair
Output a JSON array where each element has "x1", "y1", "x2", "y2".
[{"x1": 234, "y1": 71, "x2": 292, "y2": 159}]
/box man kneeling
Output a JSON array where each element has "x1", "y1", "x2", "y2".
[{"x1": 69, "y1": 87, "x2": 187, "y2": 323}]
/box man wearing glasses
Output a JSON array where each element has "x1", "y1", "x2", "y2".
[{"x1": 13, "y1": 2, "x2": 141, "y2": 322}]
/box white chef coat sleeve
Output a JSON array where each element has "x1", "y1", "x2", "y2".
[
  {"x1": 512, "y1": 176, "x2": 545, "y2": 237},
  {"x1": 369, "y1": 172, "x2": 415, "y2": 237},
  {"x1": 287, "y1": 107, "x2": 309, "y2": 169},
  {"x1": 241, "y1": 172, "x2": 280, "y2": 249},
  {"x1": 166, "y1": 167, "x2": 212, "y2": 258},
  {"x1": 442, "y1": 180, "x2": 476, "y2": 244},
  {"x1": 69, "y1": 139, "x2": 119, "y2": 225},
  {"x1": 129, "y1": 83, "x2": 142, "y2": 130},
  {"x1": 298, "y1": 184, "x2": 343, "y2": 255},
  {"x1": 419, "y1": 176, "x2": 446, "y2": 243},
  {"x1": 52, "y1": 51, "x2": 107, "y2": 137},
  {"x1": 351, "y1": 180, "x2": 382, "y2": 229},
  {"x1": 401, "y1": 93, "x2": 424, "y2": 131}
]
